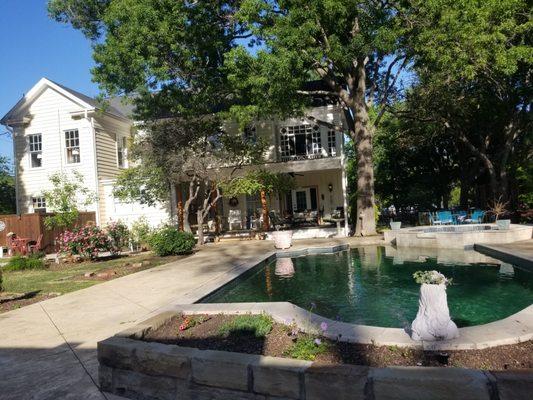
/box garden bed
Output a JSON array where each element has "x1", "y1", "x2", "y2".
[
  {"x1": 143, "y1": 314, "x2": 533, "y2": 371},
  {"x1": 0, "y1": 252, "x2": 187, "y2": 313}
]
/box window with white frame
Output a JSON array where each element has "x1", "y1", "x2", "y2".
[
  {"x1": 28, "y1": 134, "x2": 42, "y2": 168},
  {"x1": 327, "y1": 129, "x2": 337, "y2": 156},
  {"x1": 243, "y1": 125, "x2": 257, "y2": 143},
  {"x1": 65, "y1": 129, "x2": 80, "y2": 163},
  {"x1": 117, "y1": 136, "x2": 127, "y2": 168},
  {"x1": 311, "y1": 125, "x2": 322, "y2": 155},
  {"x1": 280, "y1": 124, "x2": 321, "y2": 159},
  {"x1": 32, "y1": 197, "x2": 46, "y2": 212}
]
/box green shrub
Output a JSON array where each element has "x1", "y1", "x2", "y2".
[
  {"x1": 284, "y1": 335, "x2": 329, "y2": 361},
  {"x1": 130, "y1": 217, "x2": 152, "y2": 250},
  {"x1": 218, "y1": 314, "x2": 273, "y2": 338},
  {"x1": 0, "y1": 268, "x2": 3, "y2": 292},
  {"x1": 148, "y1": 226, "x2": 196, "y2": 256},
  {"x1": 4, "y1": 253, "x2": 46, "y2": 271}
]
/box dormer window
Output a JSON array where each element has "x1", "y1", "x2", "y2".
[
  {"x1": 28, "y1": 134, "x2": 42, "y2": 168},
  {"x1": 65, "y1": 129, "x2": 80, "y2": 164}
]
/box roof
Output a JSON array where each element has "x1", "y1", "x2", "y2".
[{"x1": 1, "y1": 78, "x2": 133, "y2": 125}]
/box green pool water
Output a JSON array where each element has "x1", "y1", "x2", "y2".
[{"x1": 203, "y1": 247, "x2": 533, "y2": 328}]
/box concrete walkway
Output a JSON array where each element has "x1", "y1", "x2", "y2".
[
  {"x1": 475, "y1": 239, "x2": 533, "y2": 270},
  {"x1": 0, "y1": 237, "x2": 380, "y2": 400}
]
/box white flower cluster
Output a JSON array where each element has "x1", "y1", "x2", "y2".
[{"x1": 413, "y1": 270, "x2": 452, "y2": 285}]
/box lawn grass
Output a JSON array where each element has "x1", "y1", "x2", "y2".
[{"x1": 1, "y1": 252, "x2": 181, "y2": 296}]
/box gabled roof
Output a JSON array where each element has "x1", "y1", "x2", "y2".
[{"x1": 0, "y1": 78, "x2": 131, "y2": 125}]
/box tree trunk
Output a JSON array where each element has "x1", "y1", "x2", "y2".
[
  {"x1": 196, "y1": 209, "x2": 205, "y2": 245},
  {"x1": 183, "y1": 180, "x2": 199, "y2": 233},
  {"x1": 260, "y1": 189, "x2": 270, "y2": 231},
  {"x1": 176, "y1": 185, "x2": 184, "y2": 231},
  {"x1": 352, "y1": 60, "x2": 377, "y2": 236}
]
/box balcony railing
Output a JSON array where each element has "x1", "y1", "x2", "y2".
[{"x1": 279, "y1": 153, "x2": 331, "y2": 162}]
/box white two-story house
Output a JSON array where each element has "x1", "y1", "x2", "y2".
[
  {"x1": 0, "y1": 78, "x2": 169, "y2": 227},
  {"x1": 1, "y1": 78, "x2": 349, "y2": 236}
]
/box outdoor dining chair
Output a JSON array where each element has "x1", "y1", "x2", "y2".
[{"x1": 28, "y1": 234, "x2": 43, "y2": 254}]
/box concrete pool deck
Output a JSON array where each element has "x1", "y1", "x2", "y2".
[
  {"x1": 475, "y1": 239, "x2": 533, "y2": 271},
  {"x1": 0, "y1": 237, "x2": 381, "y2": 400}
]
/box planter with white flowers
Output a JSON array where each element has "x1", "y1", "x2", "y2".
[{"x1": 410, "y1": 270, "x2": 459, "y2": 341}]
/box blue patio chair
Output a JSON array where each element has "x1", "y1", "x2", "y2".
[
  {"x1": 465, "y1": 210, "x2": 484, "y2": 224},
  {"x1": 429, "y1": 212, "x2": 439, "y2": 225},
  {"x1": 436, "y1": 211, "x2": 453, "y2": 225},
  {"x1": 453, "y1": 210, "x2": 467, "y2": 224}
]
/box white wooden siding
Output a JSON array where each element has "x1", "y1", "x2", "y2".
[{"x1": 12, "y1": 87, "x2": 98, "y2": 214}]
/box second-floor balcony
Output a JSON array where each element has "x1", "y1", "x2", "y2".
[{"x1": 278, "y1": 124, "x2": 339, "y2": 162}]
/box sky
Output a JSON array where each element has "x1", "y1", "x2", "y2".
[{"x1": 0, "y1": 0, "x2": 99, "y2": 164}]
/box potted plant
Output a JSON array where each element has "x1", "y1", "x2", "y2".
[
  {"x1": 488, "y1": 197, "x2": 510, "y2": 230},
  {"x1": 410, "y1": 270, "x2": 458, "y2": 341},
  {"x1": 390, "y1": 220, "x2": 402, "y2": 230}
]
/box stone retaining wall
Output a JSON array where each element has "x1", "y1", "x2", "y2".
[{"x1": 98, "y1": 332, "x2": 532, "y2": 400}]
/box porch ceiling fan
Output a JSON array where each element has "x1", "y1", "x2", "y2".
[{"x1": 288, "y1": 172, "x2": 305, "y2": 177}]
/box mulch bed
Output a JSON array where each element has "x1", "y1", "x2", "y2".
[
  {"x1": 143, "y1": 314, "x2": 533, "y2": 371},
  {"x1": 0, "y1": 292, "x2": 59, "y2": 313}
]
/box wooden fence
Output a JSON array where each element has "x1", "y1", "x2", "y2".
[{"x1": 0, "y1": 212, "x2": 96, "y2": 253}]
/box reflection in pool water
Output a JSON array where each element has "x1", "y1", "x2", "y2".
[
  {"x1": 275, "y1": 258, "x2": 295, "y2": 278},
  {"x1": 203, "y1": 246, "x2": 533, "y2": 328}
]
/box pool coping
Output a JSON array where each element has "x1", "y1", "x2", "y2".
[{"x1": 170, "y1": 241, "x2": 532, "y2": 351}]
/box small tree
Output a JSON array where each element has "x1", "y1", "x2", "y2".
[
  {"x1": 42, "y1": 171, "x2": 96, "y2": 230},
  {"x1": 222, "y1": 170, "x2": 294, "y2": 231},
  {"x1": 0, "y1": 156, "x2": 16, "y2": 214}
]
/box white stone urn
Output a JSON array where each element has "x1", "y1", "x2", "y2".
[
  {"x1": 390, "y1": 221, "x2": 402, "y2": 230},
  {"x1": 411, "y1": 283, "x2": 459, "y2": 341},
  {"x1": 275, "y1": 258, "x2": 295, "y2": 277},
  {"x1": 271, "y1": 230, "x2": 293, "y2": 249},
  {"x1": 496, "y1": 219, "x2": 511, "y2": 230}
]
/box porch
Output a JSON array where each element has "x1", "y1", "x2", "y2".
[{"x1": 217, "y1": 168, "x2": 349, "y2": 237}]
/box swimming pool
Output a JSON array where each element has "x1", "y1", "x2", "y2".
[{"x1": 203, "y1": 246, "x2": 533, "y2": 328}]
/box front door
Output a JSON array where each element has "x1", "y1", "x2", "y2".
[{"x1": 291, "y1": 187, "x2": 318, "y2": 212}]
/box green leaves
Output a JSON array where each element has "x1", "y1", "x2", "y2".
[
  {"x1": 221, "y1": 170, "x2": 295, "y2": 197},
  {"x1": 42, "y1": 171, "x2": 96, "y2": 230},
  {"x1": 0, "y1": 156, "x2": 15, "y2": 214}
]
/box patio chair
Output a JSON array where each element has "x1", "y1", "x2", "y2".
[
  {"x1": 228, "y1": 209, "x2": 243, "y2": 230},
  {"x1": 435, "y1": 211, "x2": 453, "y2": 225},
  {"x1": 465, "y1": 210, "x2": 485, "y2": 224},
  {"x1": 269, "y1": 210, "x2": 291, "y2": 231},
  {"x1": 453, "y1": 210, "x2": 468, "y2": 224},
  {"x1": 28, "y1": 234, "x2": 43, "y2": 254}
]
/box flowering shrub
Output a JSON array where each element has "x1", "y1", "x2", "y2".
[
  {"x1": 413, "y1": 270, "x2": 452, "y2": 285},
  {"x1": 57, "y1": 225, "x2": 112, "y2": 260},
  {"x1": 106, "y1": 220, "x2": 129, "y2": 255}
]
